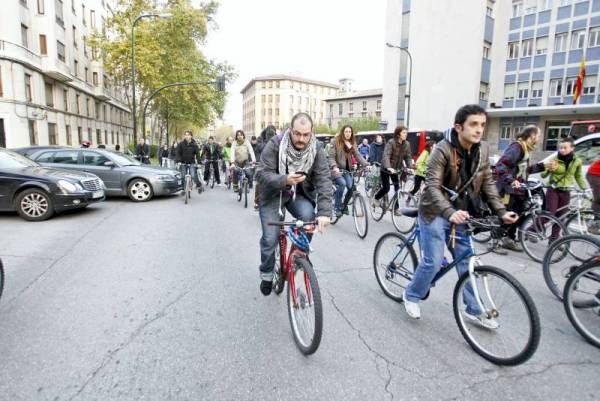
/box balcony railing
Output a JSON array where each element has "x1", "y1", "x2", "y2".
[{"x1": 0, "y1": 40, "x2": 42, "y2": 66}]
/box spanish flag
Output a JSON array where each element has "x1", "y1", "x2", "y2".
[{"x1": 573, "y1": 57, "x2": 586, "y2": 104}]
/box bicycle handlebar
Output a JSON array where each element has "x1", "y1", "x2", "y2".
[{"x1": 267, "y1": 220, "x2": 317, "y2": 228}]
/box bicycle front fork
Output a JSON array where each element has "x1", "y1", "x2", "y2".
[{"x1": 468, "y1": 257, "x2": 499, "y2": 319}]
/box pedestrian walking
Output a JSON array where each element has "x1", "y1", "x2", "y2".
[
  {"x1": 159, "y1": 144, "x2": 170, "y2": 168},
  {"x1": 135, "y1": 138, "x2": 150, "y2": 164}
]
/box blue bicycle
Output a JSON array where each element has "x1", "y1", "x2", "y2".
[{"x1": 372, "y1": 208, "x2": 540, "y2": 366}]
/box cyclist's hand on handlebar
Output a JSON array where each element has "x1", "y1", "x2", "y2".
[
  {"x1": 501, "y1": 211, "x2": 519, "y2": 224},
  {"x1": 449, "y1": 210, "x2": 470, "y2": 225},
  {"x1": 316, "y1": 216, "x2": 330, "y2": 233},
  {"x1": 511, "y1": 180, "x2": 521, "y2": 189},
  {"x1": 286, "y1": 173, "x2": 306, "y2": 185}
]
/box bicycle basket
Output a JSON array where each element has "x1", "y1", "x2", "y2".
[{"x1": 365, "y1": 168, "x2": 381, "y2": 188}]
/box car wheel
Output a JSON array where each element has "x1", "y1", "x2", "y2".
[
  {"x1": 127, "y1": 179, "x2": 153, "y2": 202},
  {"x1": 15, "y1": 188, "x2": 55, "y2": 221}
]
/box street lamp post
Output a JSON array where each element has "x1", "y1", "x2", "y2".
[
  {"x1": 131, "y1": 13, "x2": 171, "y2": 142},
  {"x1": 386, "y1": 42, "x2": 413, "y2": 129},
  {"x1": 140, "y1": 76, "x2": 226, "y2": 142}
]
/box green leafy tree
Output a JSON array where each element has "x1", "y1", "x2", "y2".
[
  {"x1": 336, "y1": 117, "x2": 380, "y2": 132},
  {"x1": 89, "y1": 0, "x2": 235, "y2": 141}
]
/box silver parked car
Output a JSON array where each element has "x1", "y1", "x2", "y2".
[{"x1": 25, "y1": 148, "x2": 182, "y2": 201}]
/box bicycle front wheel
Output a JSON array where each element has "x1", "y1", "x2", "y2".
[
  {"x1": 519, "y1": 212, "x2": 567, "y2": 263},
  {"x1": 369, "y1": 187, "x2": 385, "y2": 221},
  {"x1": 243, "y1": 180, "x2": 248, "y2": 208},
  {"x1": 542, "y1": 234, "x2": 600, "y2": 300},
  {"x1": 373, "y1": 232, "x2": 418, "y2": 303},
  {"x1": 453, "y1": 265, "x2": 540, "y2": 366},
  {"x1": 352, "y1": 194, "x2": 368, "y2": 239},
  {"x1": 287, "y1": 257, "x2": 323, "y2": 355},
  {"x1": 391, "y1": 192, "x2": 416, "y2": 234},
  {"x1": 563, "y1": 259, "x2": 600, "y2": 348}
]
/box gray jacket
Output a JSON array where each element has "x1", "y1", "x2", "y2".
[{"x1": 257, "y1": 134, "x2": 333, "y2": 217}]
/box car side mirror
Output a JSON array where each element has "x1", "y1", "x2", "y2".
[{"x1": 104, "y1": 161, "x2": 116, "y2": 167}]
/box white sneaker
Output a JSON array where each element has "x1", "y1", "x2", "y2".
[
  {"x1": 464, "y1": 311, "x2": 499, "y2": 329},
  {"x1": 403, "y1": 297, "x2": 421, "y2": 319}
]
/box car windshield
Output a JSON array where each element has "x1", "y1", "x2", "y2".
[
  {"x1": 109, "y1": 152, "x2": 141, "y2": 166},
  {"x1": 0, "y1": 149, "x2": 39, "y2": 168}
]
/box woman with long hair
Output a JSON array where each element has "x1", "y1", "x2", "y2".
[{"x1": 328, "y1": 125, "x2": 368, "y2": 215}]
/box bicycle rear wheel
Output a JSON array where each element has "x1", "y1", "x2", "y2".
[
  {"x1": 210, "y1": 169, "x2": 215, "y2": 189},
  {"x1": 519, "y1": 212, "x2": 567, "y2": 263},
  {"x1": 243, "y1": 179, "x2": 248, "y2": 208},
  {"x1": 565, "y1": 210, "x2": 600, "y2": 235},
  {"x1": 373, "y1": 232, "x2": 418, "y2": 303},
  {"x1": 563, "y1": 259, "x2": 600, "y2": 348},
  {"x1": 453, "y1": 265, "x2": 540, "y2": 366},
  {"x1": 542, "y1": 234, "x2": 600, "y2": 300},
  {"x1": 287, "y1": 257, "x2": 323, "y2": 355},
  {"x1": 391, "y1": 192, "x2": 416, "y2": 234},
  {"x1": 352, "y1": 194, "x2": 368, "y2": 239}
]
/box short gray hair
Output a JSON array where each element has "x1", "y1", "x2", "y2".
[{"x1": 291, "y1": 112, "x2": 313, "y2": 130}]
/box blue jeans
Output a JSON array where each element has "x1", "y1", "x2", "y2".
[
  {"x1": 334, "y1": 173, "x2": 353, "y2": 212},
  {"x1": 179, "y1": 164, "x2": 202, "y2": 188},
  {"x1": 404, "y1": 215, "x2": 481, "y2": 315},
  {"x1": 258, "y1": 194, "x2": 315, "y2": 281}
]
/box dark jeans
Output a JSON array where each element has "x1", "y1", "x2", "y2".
[
  {"x1": 258, "y1": 194, "x2": 315, "y2": 281},
  {"x1": 375, "y1": 170, "x2": 400, "y2": 203},
  {"x1": 545, "y1": 188, "x2": 570, "y2": 240},
  {"x1": 179, "y1": 164, "x2": 202, "y2": 188},
  {"x1": 203, "y1": 160, "x2": 221, "y2": 184},
  {"x1": 334, "y1": 172, "x2": 353, "y2": 212},
  {"x1": 587, "y1": 174, "x2": 600, "y2": 213},
  {"x1": 505, "y1": 194, "x2": 526, "y2": 240},
  {"x1": 410, "y1": 175, "x2": 425, "y2": 196}
]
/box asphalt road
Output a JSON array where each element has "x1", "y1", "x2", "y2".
[{"x1": 0, "y1": 187, "x2": 599, "y2": 401}]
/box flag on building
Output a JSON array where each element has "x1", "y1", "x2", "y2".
[{"x1": 573, "y1": 58, "x2": 586, "y2": 104}]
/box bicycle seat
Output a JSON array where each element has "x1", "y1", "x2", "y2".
[{"x1": 400, "y1": 208, "x2": 419, "y2": 218}]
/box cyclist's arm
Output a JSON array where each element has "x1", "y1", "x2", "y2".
[
  {"x1": 247, "y1": 140, "x2": 256, "y2": 163},
  {"x1": 313, "y1": 144, "x2": 334, "y2": 217},
  {"x1": 402, "y1": 141, "x2": 413, "y2": 168},
  {"x1": 258, "y1": 139, "x2": 287, "y2": 190},
  {"x1": 382, "y1": 140, "x2": 393, "y2": 170},
  {"x1": 425, "y1": 146, "x2": 457, "y2": 220},
  {"x1": 575, "y1": 159, "x2": 588, "y2": 190}
]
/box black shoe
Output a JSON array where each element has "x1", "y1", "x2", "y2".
[{"x1": 260, "y1": 280, "x2": 272, "y2": 296}]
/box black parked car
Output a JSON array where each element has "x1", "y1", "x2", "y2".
[
  {"x1": 0, "y1": 148, "x2": 105, "y2": 221},
  {"x1": 12, "y1": 145, "x2": 69, "y2": 158}
]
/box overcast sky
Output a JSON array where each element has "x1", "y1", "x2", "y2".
[{"x1": 201, "y1": 0, "x2": 386, "y2": 128}]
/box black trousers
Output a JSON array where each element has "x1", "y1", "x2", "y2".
[
  {"x1": 203, "y1": 160, "x2": 221, "y2": 184},
  {"x1": 375, "y1": 170, "x2": 400, "y2": 201}
]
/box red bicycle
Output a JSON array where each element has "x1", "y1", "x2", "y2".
[{"x1": 269, "y1": 220, "x2": 323, "y2": 355}]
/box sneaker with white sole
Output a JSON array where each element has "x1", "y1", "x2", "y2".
[
  {"x1": 464, "y1": 311, "x2": 499, "y2": 329},
  {"x1": 403, "y1": 296, "x2": 421, "y2": 319}
]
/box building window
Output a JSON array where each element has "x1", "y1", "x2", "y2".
[
  {"x1": 72, "y1": 25, "x2": 77, "y2": 48},
  {"x1": 275, "y1": 94, "x2": 280, "y2": 103},
  {"x1": 349, "y1": 102, "x2": 354, "y2": 112},
  {"x1": 565, "y1": 77, "x2": 577, "y2": 95},
  {"x1": 517, "y1": 82, "x2": 529, "y2": 99},
  {"x1": 531, "y1": 81, "x2": 543, "y2": 98},
  {"x1": 37, "y1": 0, "x2": 44, "y2": 14},
  {"x1": 77, "y1": 126, "x2": 82, "y2": 143},
  {"x1": 55, "y1": 0, "x2": 64, "y2": 26},
  {"x1": 28, "y1": 120, "x2": 38, "y2": 145},
  {"x1": 74, "y1": 59, "x2": 78, "y2": 76},
  {"x1": 588, "y1": 27, "x2": 600, "y2": 48},
  {"x1": 550, "y1": 78, "x2": 563, "y2": 96},
  {"x1": 521, "y1": 39, "x2": 533, "y2": 57},
  {"x1": 362, "y1": 101, "x2": 367, "y2": 111},
  {"x1": 267, "y1": 81, "x2": 272, "y2": 88},
  {"x1": 276, "y1": 81, "x2": 280, "y2": 88},
  {"x1": 24, "y1": 73, "x2": 32, "y2": 102},
  {"x1": 554, "y1": 33, "x2": 567, "y2": 52},
  {"x1": 95, "y1": 102, "x2": 100, "y2": 119},
  {"x1": 44, "y1": 82, "x2": 54, "y2": 107},
  {"x1": 84, "y1": 67, "x2": 88, "y2": 83},
  {"x1": 583, "y1": 76, "x2": 597, "y2": 95},
  {"x1": 483, "y1": 43, "x2": 491, "y2": 59},
  {"x1": 90, "y1": 10, "x2": 95, "y2": 28},
  {"x1": 82, "y1": 4, "x2": 86, "y2": 25},
  {"x1": 104, "y1": 130, "x2": 108, "y2": 144},
  {"x1": 504, "y1": 83, "x2": 515, "y2": 100},
  {"x1": 57, "y1": 40, "x2": 65, "y2": 62},
  {"x1": 93, "y1": 72, "x2": 98, "y2": 86},
  {"x1": 21, "y1": 24, "x2": 29, "y2": 48},
  {"x1": 39, "y1": 34, "x2": 47, "y2": 55},
  {"x1": 338, "y1": 103, "x2": 343, "y2": 116},
  {"x1": 48, "y1": 123, "x2": 57, "y2": 145},
  {"x1": 508, "y1": 42, "x2": 519, "y2": 59},
  {"x1": 479, "y1": 83, "x2": 489, "y2": 101},
  {"x1": 66, "y1": 124, "x2": 71, "y2": 145},
  {"x1": 86, "y1": 98, "x2": 91, "y2": 117},
  {"x1": 512, "y1": 1, "x2": 523, "y2": 17},
  {"x1": 541, "y1": 0, "x2": 553, "y2": 10},
  {"x1": 75, "y1": 94, "x2": 80, "y2": 113},
  {"x1": 570, "y1": 30, "x2": 586, "y2": 50},
  {"x1": 96, "y1": 129, "x2": 101, "y2": 145},
  {"x1": 500, "y1": 126, "x2": 512, "y2": 140},
  {"x1": 268, "y1": 94, "x2": 272, "y2": 103},
  {"x1": 261, "y1": 81, "x2": 265, "y2": 89},
  {"x1": 376, "y1": 100, "x2": 381, "y2": 110},
  {"x1": 83, "y1": 35, "x2": 88, "y2": 57},
  {"x1": 63, "y1": 88, "x2": 68, "y2": 110},
  {"x1": 535, "y1": 36, "x2": 548, "y2": 55}
]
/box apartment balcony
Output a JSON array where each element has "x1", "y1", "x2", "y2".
[
  {"x1": 0, "y1": 39, "x2": 42, "y2": 70},
  {"x1": 94, "y1": 86, "x2": 111, "y2": 101},
  {"x1": 41, "y1": 58, "x2": 73, "y2": 83}
]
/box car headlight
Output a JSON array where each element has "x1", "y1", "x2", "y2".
[
  {"x1": 97, "y1": 178, "x2": 106, "y2": 189},
  {"x1": 57, "y1": 180, "x2": 81, "y2": 193},
  {"x1": 156, "y1": 174, "x2": 174, "y2": 181}
]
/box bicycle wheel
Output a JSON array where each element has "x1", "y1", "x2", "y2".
[
  {"x1": 237, "y1": 177, "x2": 242, "y2": 202},
  {"x1": 352, "y1": 194, "x2": 368, "y2": 239},
  {"x1": 563, "y1": 259, "x2": 600, "y2": 348},
  {"x1": 519, "y1": 212, "x2": 567, "y2": 263},
  {"x1": 373, "y1": 232, "x2": 418, "y2": 303},
  {"x1": 243, "y1": 180, "x2": 248, "y2": 208},
  {"x1": 272, "y1": 244, "x2": 285, "y2": 295},
  {"x1": 391, "y1": 192, "x2": 416, "y2": 234},
  {"x1": 369, "y1": 187, "x2": 385, "y2": 221},
  {"x1": 542, "y1": 234, "x2": 600, "y2": 300},
  {"x1": 184, "y1": 178, "x2": 190, "y2": 205},
  {"x1": 210, "y1": 169, "x2": 215, "y2": 189},
  {"x1": 565, "y1": 210, "x2": 600, "y2": 235},
  {"x1": 453, "y1": 265, "x2": 540, "y2": 366},
  {"x1": 0, "y1": 258, "x2": 4, "y2": 300},
  {"x1": 287, "y1": 257, "x2": 323, "y2": 355}
]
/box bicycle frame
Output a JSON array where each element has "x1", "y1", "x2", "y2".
[{"x1": 278, "y1": 227, "x2": 313, "y2": 308}]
